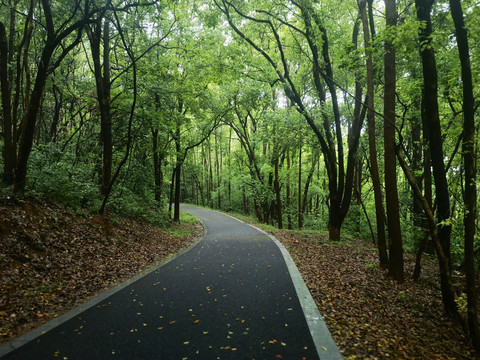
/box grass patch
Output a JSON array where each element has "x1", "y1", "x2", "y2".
[
  {"x1": 179, "y1": 211, "x2": 199, "y2": 225},
  {"x1": 163, "y1": 211, "x2": 200, "y2": 238}
]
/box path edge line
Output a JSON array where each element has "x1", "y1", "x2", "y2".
[
  {"x1": 181, "y1": 206, "x2": 342, "y2": 359},
  {"x1": 0, "y1": 220, "x2": 207, "y2": 358},
  {"x1": 248, "y1": 224, "x2": 343, "y2": 360}
]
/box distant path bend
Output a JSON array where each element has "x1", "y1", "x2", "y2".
[{"x1": 0, "y1": 205, "x2": 341, "y2": 359}]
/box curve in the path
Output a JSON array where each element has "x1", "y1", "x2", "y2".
[{"x1": 0, "y1": 205, "x2": 341, "y2": 360}]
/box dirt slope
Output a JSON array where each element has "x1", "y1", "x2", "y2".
[{"x1": 0, "y1": 196, "x2": 201, "y2": 345}]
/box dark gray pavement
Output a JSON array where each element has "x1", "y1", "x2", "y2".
[{"x1": 0, "y1": 205, "x2": 341, "y2": 359}]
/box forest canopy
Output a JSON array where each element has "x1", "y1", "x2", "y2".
[{"x1": 0, "y1": 0, "x2": 479, "y2": 351}]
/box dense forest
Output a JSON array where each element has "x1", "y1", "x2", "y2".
[{"x1": 1, "y1": 0, "x2": 479, "y2": 352}]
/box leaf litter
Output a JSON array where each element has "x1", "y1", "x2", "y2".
[
  {"x1": 269, "y1": 229, "x2": 477, "y2": 359},
  {"x1": 0, "y1": 196, "x2": 201, "y2": 345},
  {"x1": 2, "y1": 196, "x2": 475, "y2": 359}
]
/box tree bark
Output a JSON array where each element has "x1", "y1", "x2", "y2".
[
  {"x1": 286, "y1": 147, "x2": 292, "y2": 230},
  {"x1": 88, "y1": 18, "x2": 112, "y2": 196},
  {"x1": 228, "y1": 128, "x2": 232, "y2": 209},
  {"x1": 99, "y1": 10, "x2": 137, "y2": 214},
  {"x1": 15, "y1": 40, "x2": 54, "y2": 192},
  {"x1": 152, "y1": 129, "x2": 164, "y2": 202},
  {"x1": 449, "y1": 0, "x2": 480, "y2": 349},
  {"x1": 49, "y1": 83, "x2": 63, "y2": 142},
  {"x1": 168, "y1": 167, "x2": 175, "y2": 218},
  {"x1": 384, "y1": 0, "x2": 403, "y2": 282},
  {"x1": 411, "y1": 100, "x2": 428, "y2": 280},
  {"x1": 359, "y1": 0, "x2": 388, "y2": 267},
  {"x1": 397, "y1": 146, "x2": 458, "y2": 317},
  {"x1": 274, "y1": 152, "x2": 283, "y2": 229},
  {"x1": 215, "y1": 132, "x2": 221, "y2": 209},
  {"x1": 298, "y1": 142, "x2": 303, "y2": 229},
  {"x1": 208, "y1": 139, "x2": 214, "y2": 208},
  {"x1": 302, "y1": 150, "x2": 319, "y2": 218},
  {"x1": 415, "y1": 0, "x2": 455, "y2": 315},
  {"x1": 173, "y1": 125, "x2": 182, "y2": 222},
  {"x1": 0, "y1": 21, "x2": 16, "y2": 185}
]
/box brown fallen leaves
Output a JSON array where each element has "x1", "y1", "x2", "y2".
[
  {"x1": 2, "y1": 199, "x2": 477, "y2": 359},
  {"x1": 270, "y1": 229, "x2": 477, "y2": 359},
  {"x1": 0, "y1": 197, "x2": 201, "y2": 346}
]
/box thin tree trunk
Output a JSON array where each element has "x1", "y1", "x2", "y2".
[
  {"x1": 359, "y1": 0, "x2": 388, "y2": 267},
  {"x1": 215, "y1": 132, "x2": 221, "y2": 209},
  {"x1": 449, "y1": 0, "x2": 480, "y2": 348},
  {"x1": 169, "y1": 167, "x2": 175, "y2": 218},
  {"x1": 99, "y1": 11, "x2": 136, "y2": 214},
  {"x1": 274, "y1": 149, "x2": 283, "y2": 229},
  {"x1": 243, "y1": 186, "x2": 248, "y2": 215},
  {"x1": 397, "y1": 146, "x2": 458, "y2": 316},
  {"x1": 173, "y1": 125, "x2": 182, "y2": 222},
  {"x1": 50, "y1": 83, "x2": 63, "y2": 142},
  {"x1": 0, "y1": 22, "x2": 16, "y2": 185},
  {"x1": 15, "y1": 41, "x2": 54, "y2": 192},
  {"x1": 412, "y1": 103, "x2": 428, "y2": 279},
  {"x1": 415, "y1": 0, "x2": 455, "y2": 315},
  {"x1": 286, "y1": 147, "x2": 292, "y2": 230},
  {"x1": 384, "y1": 0, "x2": 403, "y2": 282},
  {"x1": 208, "y1": 141, "x2": 213, "y2": 208},
  {"x1": 152, "y1": 129, "x2": 163, "y2": 202},
  {"x1": 302, "y1": 151, "x2": 318, "y2": 217},
  {"x1": 228, "y1": 128, "x2": 232, "y2": 208},
  {"x1": 88, "y1": 19, "x2": 112, "y2": 196},
  {"x1": 298, "y1": 143, "x2": 303, "y2": 229}
]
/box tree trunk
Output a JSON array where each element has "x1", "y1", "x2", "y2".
[
  {"x1": 286, "y1": 148, "x2": 292, "y2": 230},
  {"x1": 328, "y1": 206, "x2": 341, "y2": 242},
  {"x1": 359, "y1": 0, "x2": 388, "y2": 267},
  {"x1": 243, "y1": 186, "x2": 248, "y2": 215},
  {"x1": 88, "y1": 19, "x2": 112, "y2": 196},
  {"x1": 302, "y1": 151, "x2": 318, "y2": 218},
  {"x1": 274, "y1": 151, "x2": 283, "y2": 229},
  {"x1": 99, "y1": 14, "x2": 137, "y2": 214},
  {"x1": 49, "y1": 83, "x2": 63, "y2": 142},
  {"x1": 411, "y1": 100, "x2": 428, "y2": 279},
  {"x1": 168, "y1": 166, "x2": 175, "y2": 218},
  {"x1": 0, "y1": 22, "x2": 16, "y2": 185},
  {"x1": 208, "y1": 140, "x2": 213, "y2": 208},
  {"x1": 173, "y1": 126, "x2": 182, "y2": 223},
  {"x1": 15, "y1": 41, "x2": 54, "y2": 192},
  {"x1": 152, "y1": 129, "x2": 163, "y2": 202},
  {"x1": 384, "y1": 0, "x2": 403, "y2": 282},
  {"x1": 449, "y1": 0, "x2": 480, "y2": 349},
  {"x1": 215, "y1": 132, "x2": 221, "y2": 209},
  {"x1": 228, "y1": 128, "x2": 232, "y2": 209},
  {"x1": 397, "y1": 145, "x2": 458, "y2": 317},
  {"x1": 298, "y1": 143, "x2": 303, "y2": 229},
  {"x1": 415, "y1": 0, "x2": 455, "y2": 315}
]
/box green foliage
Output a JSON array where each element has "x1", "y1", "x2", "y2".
[
  {"x1": 27, "y1": 144, "x2": 99, "y2": 210},
  {"x1": 164, "y1": 211, "x2": 200, "y2": 237},
  {"x1": 455, "y1": 293, "x2": 468, "y2": 319},
  {"x1": 0, "y1": 0, "x2": 478, "y2": 298},
  {"x1": 107, "y1": 186, "x2": 170, "y2": 228},
  {"x1": 179, "y1": 211, "x2": 199, "y2": 225}
]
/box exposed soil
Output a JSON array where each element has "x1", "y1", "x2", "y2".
[
  {"x1": 0, "y1": 196, "x2": 201, "y2": 346},
  {"x1": 1, "y1": 199, "x2": 477, "y2": 359}
]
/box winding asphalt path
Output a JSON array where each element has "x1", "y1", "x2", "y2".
[{"x1": 0, "y1": 205, "x2": 340, "y2": 359}]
